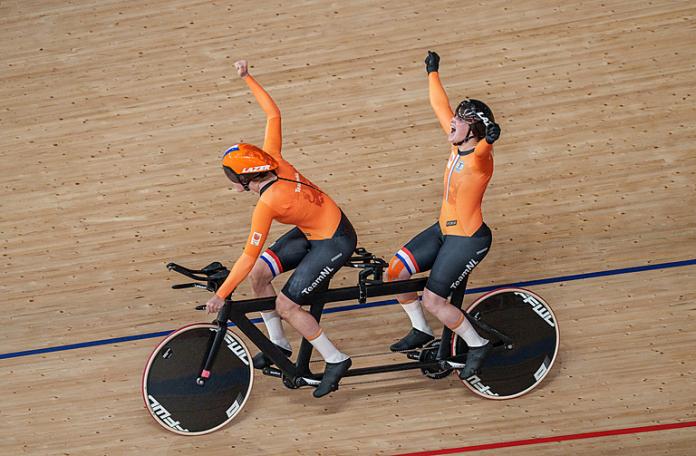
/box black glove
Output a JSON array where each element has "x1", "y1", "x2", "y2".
[
  {"x1": 485, "y1": 122, "x2": 501, "y2": 144},
  {"x1": 425, "y1": 51, "x2": 440, "y2": 74}
]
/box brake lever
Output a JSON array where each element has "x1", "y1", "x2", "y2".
[{"x1": 200, "y1": 261, "x2": 225, "y2": 275}]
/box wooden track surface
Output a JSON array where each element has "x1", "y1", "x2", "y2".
[{"x1": 2, "y1": 0, "x2": 695, "y2": 454}]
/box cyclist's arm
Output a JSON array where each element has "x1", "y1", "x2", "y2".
[
  {"x1": 215, "y1": 201, "x2": 275, "y2": 298},
  {"x1": 243, "y1": 74, "x2": 282, "y2": 159},
  {"x1": 428, "y1": 72, "x2": 454, "y2": 134},
  {"x1": 473, "y1": 137, "x2": 493, "y2": 158}
]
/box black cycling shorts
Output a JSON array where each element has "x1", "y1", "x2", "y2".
[
  {"x1": 260, "y1": 212, "x2": 357, "y2": 304},
  {"x1": 394, "y1": 222, "x2": 492, "y2": 298}
]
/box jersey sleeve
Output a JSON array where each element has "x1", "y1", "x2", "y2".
[
  {"x1": 428, "y1": 72, "x2": 455, "y2": 134},
  {"x1": 243, "y1": 75, "x2": 282, "y2": 159},
  {"x1": 215, "y1": 200, "x2": 276, "y2": 298},
  {"x1": 473, "y1": 138, "x2": 493, "y2": 158}
]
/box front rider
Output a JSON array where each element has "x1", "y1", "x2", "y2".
[
  {"x1": 205, "y1": 60, "x2": 356, "y2": 398},
  {"x1": 385, "y1": 51, "x2": 502, "y2": 379}
]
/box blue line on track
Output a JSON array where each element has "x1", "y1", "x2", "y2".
[{"x1": 2, "y1": 258, "x2": 695, "y2": 360}]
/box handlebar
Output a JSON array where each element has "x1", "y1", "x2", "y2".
[
  {"x1": 167, "y1": 261, "x2": 230, "y2": 297},
  {"x1": 168, "y1": 247, "x2": 388, "y2": 308}
]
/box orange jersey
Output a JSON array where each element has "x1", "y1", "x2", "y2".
[
  {"x1": 216, "y1": 75, "x2": 342, "y2": 298},
  {"x1": 428, "y1": 72, "x2": 493, "y2": 236}
]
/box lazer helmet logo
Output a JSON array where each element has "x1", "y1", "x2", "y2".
[
  {"x1": 148, "y1": 395, "x2": 189, "y2": 432},
  {"x1": 475, "y1": 111, "x2": 492, "y2": 127},
  {"x1": 241, "y1": 165, "x2": 271, "y2": 173}
]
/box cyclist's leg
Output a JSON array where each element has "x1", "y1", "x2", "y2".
[
  {"x1": 278, "y1": 212, "x2": 357, "y2": 397},
  {"x1": 422, "y1": 223, "x2": 492, "y2": 331},
  {"x1": 278, "y1": 213, "x2": 356, "y2": 351},
  {"x1": 386, "y1": 223, "x2": 442, "y2": 347},
  {"x1": 420, "y1": 223, "x2": 492, "y2": 376},
  {"x1": 250, "y1": 227, "x2": 309, "y2": 352}
]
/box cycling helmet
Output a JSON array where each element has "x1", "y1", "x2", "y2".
[
  {"x1": 455, "y1": 99, "x2": 494, "y2": 141},
  {"x1": 222, "y1": 143, "x2": 279, "y2": 191}
]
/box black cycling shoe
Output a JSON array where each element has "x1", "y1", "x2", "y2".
[
  {"x1": 252, "y1": 345, "x2": 292, "y2": 370},
  {"x1": 389, "y1": 328, "x2": 435, "y2": 352},
  {"x1": 458, "y1": 341, "x2": 492, "y2": 379},
  {"x1": 313, "y1": 358, "x2": 352, "y2": 398}
]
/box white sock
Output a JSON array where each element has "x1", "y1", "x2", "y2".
[
  {"x1": 401, "y1": 298, "x2": 433, "y2": 335},
  {"x1": 309, "y1": 331, "x2": 349, "y2": 364},
  {"x1": 260, "y1": 310, "x2": 291, "y2": 351},
  {"x1": 452, "y1": 316, "x2": 488, "y2": 347}
]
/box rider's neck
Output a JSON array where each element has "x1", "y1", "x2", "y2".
[
  {"x1": 255, "y1": 175, "x2": 278, "y2": 194},
  {"x1": 456, "y1": 137, "x2": 479, "y2": 153}
]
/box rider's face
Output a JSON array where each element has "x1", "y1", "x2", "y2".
[
  {"x1": 223, "y1": 166, "x2": 250, "y2": 192},
  {"x1": 228, "y1": 181, "x2": 246, "y2": 192},
  {"x1": 448, "y1": 115, "x2": 471, "y2": 144},
  {"x1": 247, "y1": 180, "x2": 263, "y2": 193}
]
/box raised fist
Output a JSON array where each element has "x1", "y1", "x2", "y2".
[
  {"x1": 485, "y1": 122, "x2": 501, "y2": 144},
  {"x1": 234, "y1": 60, "x2": 249, "y2": 78},
  {"x1": 424, "y1": 51, "x2": 440, "y2": 74}
]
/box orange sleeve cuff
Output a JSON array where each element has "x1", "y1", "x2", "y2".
[{"x1": 216, "y1": 253, "x2": 256, "y2": 299}]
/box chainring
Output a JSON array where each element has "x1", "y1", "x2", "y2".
[{"x1": 419, "y1": 339, "x2": 453, "y2": 380}]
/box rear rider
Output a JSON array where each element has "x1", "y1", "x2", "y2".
[
  {"x1": 386, "y1": 51, "x2": 502, "y2": 379},
  {"x1": 205, "y1": 60, "x2": 356, "y2": 398}
]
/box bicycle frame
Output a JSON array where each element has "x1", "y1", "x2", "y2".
[
  {"x1": 223, "y1": 278, "x2": 468, "y2": 387},
  {"x1": 145, "y1": 261, "x2": 557, "y2": 436},
  {"x1": 147, "y1": 253, "x2": 558, "y2": 437},
  {"x1": 168, "y1": 251, "x2": 474, "y2": 389}
]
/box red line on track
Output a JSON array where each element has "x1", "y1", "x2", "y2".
[{"x1": 394, "y1": 420, "x2": 696, "y2": 455}]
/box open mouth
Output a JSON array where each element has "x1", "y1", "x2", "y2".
[{"x1": 448, "y1": 127, "x2": 458, "y2": 143}]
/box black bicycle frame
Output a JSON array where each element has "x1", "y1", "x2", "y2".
[
  {"x1": 169, "y1": 251, "x2": 473, "y2": 388},
  {"x1": 224, "y1": 277, "x2": 468, "y2": 386}
]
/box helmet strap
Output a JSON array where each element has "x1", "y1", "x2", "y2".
[
  {"x1": 464, "y1": 123, "x2": 476, "y2": 143},
  {"x1": 453, "y1": 124, "x2": 473, "y2": 146}
]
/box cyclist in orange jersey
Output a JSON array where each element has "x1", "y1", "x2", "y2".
[
  {"x1": 386, "y1": 51, "x2": 502, "y2": 379},
  {"x1": 205, "y1": 60, "x2": 356, "y2": 397}
]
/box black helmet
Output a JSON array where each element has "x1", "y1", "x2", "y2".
[{"x1": 455, "y1": 99, "x2": 494, "y2": 140}]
